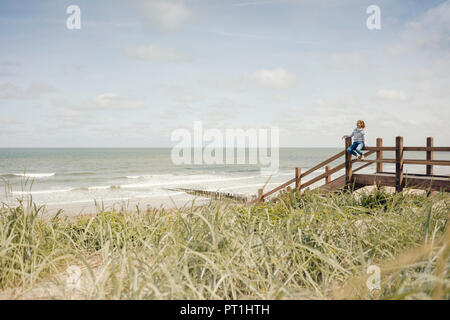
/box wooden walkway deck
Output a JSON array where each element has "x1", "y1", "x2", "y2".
[{"x1": 256, "y1": 136, "x2": 450, "y2": 203}]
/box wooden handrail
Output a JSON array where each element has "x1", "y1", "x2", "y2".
[
  {"x1": 403, "y1": 159, "x2": 450, "y2": 166},
  {"x1": 262, "y1": 150, "x2": 344, "y2": 198},
  {"x1": 255, "y1": 136, "x2": 450, "y2": 203},
  {"x1": 262, "y1": 150, "x2": 376, "y2": 199},
  {"x1": 262, "y1": 177, "x2": 296, "y2": 198},
  {"x1": 300, "y1": 163, "x2": 346, "y2": 190},
  {"x1": 360, "y1": 159, "x2": 396, "y2": 164},
  {"x1": 300, "y1": 150, "x2": 345, "y2": 178},
  {"x1": 365, "y1": 146, "x2": 396, "y2": 151},
  {"x1": 300, "y1": 150, "x2": 377, "y2": 191},
  {"x1": 365, "y1": 146, "x2": 450, "y2": 152},
  {"x1": 404, "y1": 147, "x2": 450, "y2": 152},
  {"x1": 359, "y1": 159, "x2": 450, "y2": 166}
]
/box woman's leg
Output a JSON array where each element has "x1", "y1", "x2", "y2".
[
  {"x1": 355, "y1": 142, "x2": 364, "y2": 156},
  {"x1": 347, "y1": 142, "x2": 358, "y2": 156}
]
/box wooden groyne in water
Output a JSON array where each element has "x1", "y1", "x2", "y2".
[{"x1": 166, "y1": 187, "x2": 253, "y2": 203}]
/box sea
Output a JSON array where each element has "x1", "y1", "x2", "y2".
[{"x1": 1, "y1": 148, "x2": 448, "y2": 215}]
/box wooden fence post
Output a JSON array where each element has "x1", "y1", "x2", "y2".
[
  {"x1": 376, "y1": 138, "x2": 383, "y2": 173},
  {"x1": 325, "y1": 165, "x2": 331, "y2": 184},
  {"x1": 345, "y1": 137, "x2": 352, "y2": 187},
  {"x1": 395, "y1": 136, "x2": 404, "y2": 192},
  {"x1": 426, "y1": 137, "x2": 434, "y2": 176},
  {"x1": 295, "y1": 167, "x2": 301, "y2": 191},
  {"x1": 258, "y1": 188, "x2": 263, "y2": 204}
]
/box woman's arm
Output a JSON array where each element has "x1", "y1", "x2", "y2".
[{"x1": 342, "y1": 129, "x2": 355, "y2": 139}]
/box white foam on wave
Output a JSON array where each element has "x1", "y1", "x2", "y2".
[
  {"x1": 87, "y1": 185, "x2": 120, "y2": 190},
  {"x1": 13, "y1": 173, "x2": 56, "y2": 178},
  {"x1": 125, "y1": 174, "x2": 176, "y2": 179},
  {"x1": 12, "y1": 188, "x2": 73, "y2": 195}
]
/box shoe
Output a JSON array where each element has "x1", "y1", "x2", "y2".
[
  {"x1": 360, "y1": 155, "x2": 365, "y2": 160},
  {"x1": 357, "y1": 155, "x2": 361, "y2": 160}
]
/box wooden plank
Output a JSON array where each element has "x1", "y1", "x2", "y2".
[
  {"x1": 345, "y1": 137, "x2": 352, "y2": 186},
  {"x1": 404, "y1": 175, "x2": 449, "y2": 192},
  {"x1": 325, "y1": 165, "x2": 331, "y2": 184},
  {"x1": 258, "y1": 188, "x2": 263, "y2": 204},
  {"x1": 427, "y1": 137, "x2": 433, "y2": 176},
  {"x1": 365, "y1": 146, "x2": 450, "y2": 152},
  {"x1": 354, "y1": 173, "x2": 450, "y2": 192},
  {"x1": 403, "y1": 147, "x2": 450, "y2": 152},
  {"x1": 317, "y1": 175, "x2": 345, "y2": 193},
  {"x1": 403, "y1": 159, "x2": 450, "y2": 166},
  {"x1": 353, "y1": 173, "x2": 396, "y2": 188},
  {"x1": 262, "y1": 177, "x2": 296, "y2": 198},
  {"x1": 365, "y1": 146, "x2": 396, "y2": 151},
  {"x1": 300, "y1": 150, "x2": 345, "y2": 178},
  {"x1": 300, "y1": 162, "x2": 346, "y2": 190},
  {"x1": 295, "y1": 167, "x2": 301, "y2": 191},
  {"x1": 360, "y1": 159, "x2": 396, "y2": 164},
  {"x1": 376, "y1": 138, "x2": 383, "y2": 173},
  {"x1": 396, "y1": 136, "x2": 404, "y2": 192},
  {"x1": 359, "y1": 149, "x2": 376, "y2": 158}
]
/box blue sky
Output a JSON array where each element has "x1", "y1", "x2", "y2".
[{"x1": 0, "y1": 0, "x2": 449, "y2": 147}]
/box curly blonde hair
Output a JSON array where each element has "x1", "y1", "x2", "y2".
[{"x1": 357, "y1": 120, "x2": 366, "y2": 129}]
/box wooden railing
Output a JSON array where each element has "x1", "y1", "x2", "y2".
[{"x1": 256, "y1": 136, "x2": 450, "y2": 203}]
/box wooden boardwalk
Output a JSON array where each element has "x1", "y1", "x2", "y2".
[{"x1": 256, "y1": 136, "x2": 450, "y2": 203}]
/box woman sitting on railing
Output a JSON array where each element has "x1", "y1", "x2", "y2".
[{"x1": 343, "y1": 120, "x2": 366, "y2": 160}]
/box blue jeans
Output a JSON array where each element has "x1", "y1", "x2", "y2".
[{"x1": 347, "y1": 141, "x2": 364, "y2": 157}]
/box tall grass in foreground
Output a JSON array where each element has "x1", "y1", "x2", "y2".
[{"x1": 0, "y1": 187, "x2": 448, "y2": 299}]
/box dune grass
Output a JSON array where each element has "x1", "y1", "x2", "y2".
[{"x1": 0, "y1": 187, "x2": 449, "y2": 299}]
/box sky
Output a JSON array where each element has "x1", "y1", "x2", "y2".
[{"x1": 0, "y1": 0, "x2": 449, "y2": 148}]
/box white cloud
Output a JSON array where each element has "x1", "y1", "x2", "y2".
[
  {"x1": 271, "y1": 94, "x2": 290, "y2": 103},
  {"x1": 138, "y1": 0, "x2": 192, "y2": 31},
  {"x1": 200, "y1": 73, "x2": 248, "y2": 92},
  {"x1": 0, "y1": 70, "x2": 17, "y2": 77},
  {"x1": 124, "y1": 45, "x2": 191, "y2": 62},
  {"x1": 252, "y1": 67, "x2": 296, "y2": 89},
  {"x1": 388, "y1": 0, "x2": 450, "y2": 55},
  {"x1": 0, "y1": 82, "x2": 56, "y2": 100},
  {"x1": 223, "y1": 1, "x2": 279, "y2": 7},
  {"x1": 0, "y1": 61, "x2": 19, "y2": 67},
  {"x1": 375, "y1": 89, "x2": 410, "y2": 102},
  {"x1": 331, "y1": 52, "x2": 368, "y2": 72},
  {"x1": 89, "y1": 93, "x2": 145, "y2": 109},
  {"x1": 52, "y1": 94, "x2": 146, "y2": 114},
  {"x1": 48, "y1": 94, "x2": 145, "y2": 128},
  {"x1": 166, "y1": 86, "x2": 202, "y2": 103},
  {"x1": 0, "y1": 61, "x2": 19, "y2": 77}
]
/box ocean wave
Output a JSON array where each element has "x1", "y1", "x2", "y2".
[
  {"x1": 89, "y1": 185, "x2": 121, "y2": 190},
  {"x1": 63, "y1": 171, "x2": 94, "y2": 176},
  {"x1": 125, "y1": 174, "x2": 175, "y2": 179},
  {"x1": 11, "y1": 184, "x2": 122, "y2": 195},
  {"x1": 71, "y1": 185, "x2": 121, "y2": 191},
  {"x1": 7, "y1": 173, "x2": 56, "y2": 178},
  {"x1": 12, "y1": 188, "x2": 73, "y2": 195}
]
